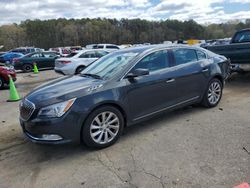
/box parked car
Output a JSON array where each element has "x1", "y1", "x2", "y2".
[
  {"x1": 93, "y1": 44, "x2": 120, "y2": 52},
  {"x1": 86, "y1": 44, "x2": 96, "y2": 49},
  {"x1": 19, "y1": 45, "x2": 229, "y2": 148},
  {"x1": 10, "y1": 47, "x2": 44, "y2": 54},
  {"x1": 0, "y1": 66, "x2": 16, "y2": 89},
  {"x1": 206, "y1": 28, "x2": 250, "y2": 72},
  {"x1": 49, "y1": 47, "x2": 71, "y2": 57},
  {"x1": 55, "y1": 49, "x2": 109, "y2": 75},
  {"x1": 13, "y1": 51, "x2": 58, "y2": 72},
  {"x1": 0, "y1": 52, "x2": 6, "y2": 56},
  {"x1": 0, "y1": 52, "x2": 24, "y2": 66}
]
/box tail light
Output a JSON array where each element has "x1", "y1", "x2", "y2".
[{"x1": 60, "y1": 60, "x2": 71, "y2": 64}]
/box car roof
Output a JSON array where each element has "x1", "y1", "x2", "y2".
[
  {"x1": 96, "y1": 44, "x2": 118, "y2": 46},
  {"x1": 78, "y1": 49, "x2": 109, "y2": 53},
  {"x1": 108, "y1": 44, "x2": 181, "y2": 54}
]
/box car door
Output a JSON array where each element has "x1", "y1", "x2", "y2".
[
  {"x1": 170, "y1": 48, "x2": 209, "y2": 103},
  {"x1": 27, "y1": 53, "x2": 44, "y2": 68},
  {"x1": 43, "y1": 52, "x2": 57, "y2": 68},
  {"x1": 125, "y1": 50, "x2": 178, "y2": 121}
]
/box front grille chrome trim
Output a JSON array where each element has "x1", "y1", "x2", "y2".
[{"x1": 20, "y1": 99, "x2": 36, "y2": 121}]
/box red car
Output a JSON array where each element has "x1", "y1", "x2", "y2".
[{"x1": 0, "y1": 66, "x2": 16, "y2": 89}]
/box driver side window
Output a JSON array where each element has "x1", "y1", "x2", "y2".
[{"x1": 132, "y1": 50, "x2": 169, "y2": 72}]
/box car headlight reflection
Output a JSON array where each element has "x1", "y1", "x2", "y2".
[{"x1": 38, "y1": 98, "x2": 76, "y2": 118}]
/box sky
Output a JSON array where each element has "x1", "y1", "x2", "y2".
[{"x1": 0, "y1": 0, "x2": 250, "y2": 25}]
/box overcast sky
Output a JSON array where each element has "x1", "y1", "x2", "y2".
[{"x1": 1, "y1": 0, "x2": 250, "y2": 25}]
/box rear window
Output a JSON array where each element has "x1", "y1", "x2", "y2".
[
  {"x1": 79, "y1": 51, "x2": 96, "y2": 58},
  {"x1": 44, "y1": 53, "x2": 57, "y2": 58},
  {"x1": 106, "y1": 45, "x2": 119, "y2": 49},
  {"x1": 95, "y1": 51, "x2": 109, "y2": 58},
  {"x1": 12, "y1": 49, "x2": 26, "y2": 53},
  {"x1": 97, "y1": 45, "x2": 104, "y2": 49},
  {"x1": 173, "y1": 48, "x2": 198, "y2": 65},
  {"x1": 196, "y1": 50, "x2": 206, "y2": 60}
]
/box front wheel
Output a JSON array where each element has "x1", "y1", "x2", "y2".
[
  {"x1": 201, "y1": 78, "x2": 223, "y2": 108},
  {"x1": 82, "y1": 106, "x2": 124, "y2": 148}
]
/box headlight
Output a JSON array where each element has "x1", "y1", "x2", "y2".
[{"x1": 38, "y1": 98, "x2": 76, "y2": 118}]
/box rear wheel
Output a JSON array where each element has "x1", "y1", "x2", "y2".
[
  {"x1": 82, "y1": 106, "x2": 124, "y2": 148},
  {"x1": 202, "y1": 78, "x2": 222, "y2": 108},
  {"x1": 75, "y1": 66, "x2": 85, "y2": 74},
  {"x1": 0, "y1": 77, "x2": 4, "y2": 89},
  {"x1": 22, "y1": 64, "x2": 33, "y2": 72}
]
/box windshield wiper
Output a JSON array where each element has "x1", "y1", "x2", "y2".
[{"x1": 81, "y1": 73, "x2": 102, "y2": 79}]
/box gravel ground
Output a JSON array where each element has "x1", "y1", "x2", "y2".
[{"x1": 0, "y1": 70, "x2": 249, "y2": 188}]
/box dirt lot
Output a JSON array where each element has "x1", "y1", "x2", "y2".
[{"x1": 0, "y1": 70, "x2": 249, "y2": 188}]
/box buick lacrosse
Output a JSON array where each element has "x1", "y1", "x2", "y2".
[{"x1": 19, "y1": 45, "x2": 230, "y2": 148}]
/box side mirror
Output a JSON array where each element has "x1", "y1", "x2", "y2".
[{"x1": 126, "y1": 68, "x2": 149, "y2": 79}]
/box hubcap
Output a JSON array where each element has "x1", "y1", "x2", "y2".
[
  {"x1": 0, "y1": 79, "x2": 3, "y2": 87},
  {"x1": 208, "y1": 81, "x2": 221, "y2": 105},
  {"x1": 90, "y1": 111, "x2": 120, "y2": 144}
]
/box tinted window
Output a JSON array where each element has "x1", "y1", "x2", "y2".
[
  {"x1": 95, "y1": 51, "x2": 109, "y2": 58},
  {"x1": 30, "y1": 53, "x2": 43, "y2": 58},
  {"x1": 196, "y1": 50, "x2": 206, "y2": 60},
  {"x1": 173, "y1": 49, "x2": 197, "y2": 65},
  {"x1": 97, "y1": 45, "x2": 104, "y2": 49},
  {"x1": 13, "y1": 49, "x2": 26, "y2": 53},
  {"x1": 234, "y1": 31, "x2": 250, "y2": 43},
  {"x1": 133, "y1": 50, "x2": 169, "y2": 72},
  {"x1": 106, "y1": 45, "x2": 119, "y2": 49},
  {"x1": 79, "y1": 51, "x2": 96, "y2": 58},
  {"x1": 43, "y1": 53, "x2": 56, "y2": 58}
]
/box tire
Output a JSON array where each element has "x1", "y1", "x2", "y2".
[
  {"x1": 22, "y1": 64, "x2": 33, "y2": 72},
  {"x1": 75, "y1": 66, "x2": 85, "y2": 74},
  {"x1": 82, "y1": 106, "x2": 124, "y2": 148},
  {"x1": 201, "y1": 78, "x2": 223, "y2": 108},
  {"x1": 0, "y1": 76, "x2": 4, "y2": 89}
]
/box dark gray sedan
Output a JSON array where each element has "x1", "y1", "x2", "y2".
[{"x1": 19, "y1": 45, "x2": 230, "y2": 148}]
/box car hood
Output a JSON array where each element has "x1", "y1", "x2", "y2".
[{"x1": 26, "y1": 75, "x2": 104, "y2": 107}]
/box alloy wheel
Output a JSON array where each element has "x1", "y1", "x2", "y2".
[
  {"x1": 208, "y1": 81, "x2": 221, "y2": 105},
  {"x1": 90, "y1": 111, "x2": 120, "y2": 144}
]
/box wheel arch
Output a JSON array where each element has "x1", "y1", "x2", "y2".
[
  {"x1": 75, "y1": 65, "x2": 86, "y2": 74},
  {"x1": 211, "y1": 74, "x2": 224, "y2": 87},
  {"x1": 79, "y1": 101, "x2": 128, "y2": 143}
]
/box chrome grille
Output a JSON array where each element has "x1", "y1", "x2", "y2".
[{"x1": 20, "y1": 99, "x2": 35, "y2": 121}]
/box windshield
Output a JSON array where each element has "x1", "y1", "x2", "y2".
[{"x1": 81, "y1": 51, "x2": 138, "y2": 80}]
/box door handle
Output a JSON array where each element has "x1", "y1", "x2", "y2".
[
  {"x1": 166, "y1": 78, "x2": 175, "y2": 83},
  {"x1": 202, "y1": 68, "x2": 209, "y2": 73}
]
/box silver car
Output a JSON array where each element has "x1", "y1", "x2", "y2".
[{"x1": 54, "y1": 49, "x2": 109, "y2": 75}]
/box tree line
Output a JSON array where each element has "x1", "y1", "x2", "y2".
[{"x1": 0, "y1": 18, "x2": 250, "y2": 51}]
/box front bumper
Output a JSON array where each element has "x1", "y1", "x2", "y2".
[{"x1": 19, "y1": 111, "x2": 86, "y2": 144}]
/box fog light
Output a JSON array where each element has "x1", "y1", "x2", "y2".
[{"x1": 41, "y1": 134, "x2": 63, "y2": 141}]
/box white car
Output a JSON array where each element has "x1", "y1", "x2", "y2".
[{"x1": 54, "y1": 49, "x2": 109, "y2": 75}]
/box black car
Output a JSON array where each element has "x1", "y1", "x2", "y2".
[
  {"x1": 14, "y1": 51, "x2": 58, "y2": 72},
  {"x1": 19, "y1": 45, "x2": 230, "y2": 148}
]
